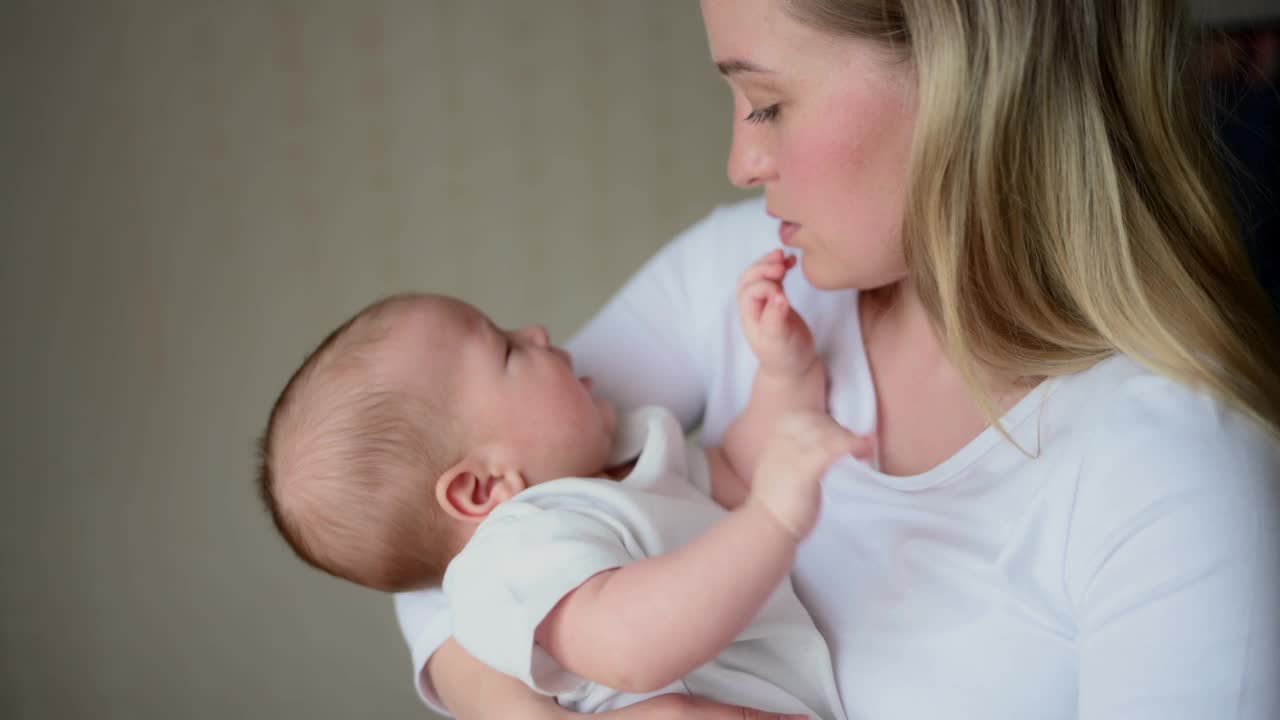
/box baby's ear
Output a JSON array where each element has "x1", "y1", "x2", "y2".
[{"x1": 435, "y1": 458, "x2": 526, "y2": 523}]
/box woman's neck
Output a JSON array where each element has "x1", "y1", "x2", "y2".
[
  {"x1": 861, "y1": 279, "x2": 943, "y2": 360},
  {"x1": 861, "y1": 278, "x2": 1031, "y2": 403},
  {"x1": 859, "y1": 278, "x2": 1040, "y2": 475}
]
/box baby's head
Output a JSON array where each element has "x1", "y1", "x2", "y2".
[{"x1": 257, "y1": 293, "x2": 616, "y2": 591}]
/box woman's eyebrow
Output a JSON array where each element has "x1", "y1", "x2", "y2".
[{"x1": 716, "y1": 58, "x2": 776, "y2": 76}]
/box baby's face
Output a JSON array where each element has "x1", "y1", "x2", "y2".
[{"x1": 387, "y1": 296, "x2": 617, "y2": 484}]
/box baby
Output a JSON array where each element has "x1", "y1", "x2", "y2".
[{"x1": 257, "y1": 250, "x2": 870, "y2": 720}]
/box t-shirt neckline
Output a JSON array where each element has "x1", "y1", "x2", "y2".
[{"x1": 847, "y1": 291, "x2": 1060, "y2": 492}]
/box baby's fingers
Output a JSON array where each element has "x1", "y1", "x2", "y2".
[
  {"x1": 848, "y1": 433, "x2": 876, "y2": 461},
  {"x1": 762, "y1": 291, "x2": 792, "y2": 334},
  {"x1": 819, "y1": 421, "x2": 875, "y2": 461},
  {"x1": 737, "y1": 251, "x2": 792, "y2": 294},
  {"x1": 780, "y1": 412, "x2": 876, "y2": 462},
  {"x1": 739, "y1": 279, "x2": 782, "y2": 321}
]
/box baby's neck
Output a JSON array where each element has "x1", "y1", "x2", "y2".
[{"x1": 596, "y1": 459, "x2": 637, "y2": 482}]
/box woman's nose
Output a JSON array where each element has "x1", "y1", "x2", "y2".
[{"x1": 727, "y1": 123, "x2": 776, "y2": 189}]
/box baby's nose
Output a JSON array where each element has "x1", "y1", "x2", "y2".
[
  {"x1": 555, "y1": 346, "x2": 573, "y2": 367},
  {"x1": 521, "y1": 324, "x2": 549, "y2": 347}
]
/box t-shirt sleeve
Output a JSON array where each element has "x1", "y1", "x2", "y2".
[
  {"x1": 1066, "y1": 379, "x2": 1280, "y2": 719},
  {"x1": 565, "y1": 202, "x2": 747, "y2": 431},
  {"x1": 441, "y1": 502, "x2": 638, "y2": 697}
]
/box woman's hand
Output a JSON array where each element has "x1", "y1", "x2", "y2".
[{"x1": 587, "y1": 694, "x2": 808, "y2": 719}]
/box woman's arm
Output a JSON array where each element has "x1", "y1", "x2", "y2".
[
  {"x1": 1068, "y1": 389, "x2": 1280, "y2": 719},
  {"x1": 428, "y1": 638, "x2": 808, "y2": 720},
  {"x1": 428, "y1": 639, "x2": 565, "y2": 720}
]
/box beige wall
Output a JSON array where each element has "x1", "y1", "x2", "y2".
[{"x1": 0, "y1": 2, "x2": 743, "y2": 718}]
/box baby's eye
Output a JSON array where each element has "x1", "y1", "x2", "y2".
[{"x1": 744, "y1": 104, "x2": 780, "y2": 124}]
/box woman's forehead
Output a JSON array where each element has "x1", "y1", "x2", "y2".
[
  {"x1": 702, "y1": 0, "x2": 798, "y2": 58},
  {"x1": 702, "y1": 0, "x2": 868, "y2": 81}
]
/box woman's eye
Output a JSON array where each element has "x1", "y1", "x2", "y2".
[{"x1": 744, "y1": 104, "x2": 780, "y2": 124}]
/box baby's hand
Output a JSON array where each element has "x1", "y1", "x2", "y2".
[
  {"x1": 748, "y1": 412, "x2": 873, "y2": 540},
  {"x1": 737, "y1": 250, "x2": 816, "y2": 379}
]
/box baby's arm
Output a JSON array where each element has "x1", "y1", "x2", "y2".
[
  {"x1": 533, "y1": 413, "x2": 861, "y2": 695},
  {"x1": 708, "y1": 251, "x2": 832, "y2": 507}
]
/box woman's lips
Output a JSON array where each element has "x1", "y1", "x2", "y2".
[{"x1": 779, "y1": 221, "x2": 801, "y2": 246}]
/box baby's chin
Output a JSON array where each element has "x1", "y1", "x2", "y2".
[
  {"x1": 596, "y1": 395, "x2": 617, "y2": 437},
  {"x1": 579, "y1": 376, "x2": 617, "y2": 437}
]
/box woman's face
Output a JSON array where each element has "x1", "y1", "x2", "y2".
[{"x1": 701, "y1": 0, "x2": 918, "y2": 291}]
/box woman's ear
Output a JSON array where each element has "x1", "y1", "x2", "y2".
[{"x1": 435, "y1": 457, "x2": 526, "y2": 523}]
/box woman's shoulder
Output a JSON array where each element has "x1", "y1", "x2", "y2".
[
  {"x1": 666, "y1": 195, "x2": 777, "y2": 267},
  {"x1": 1054, "y1": 355, "x2": 1280, "y2": 610},
  {"x1": 1051, "y1": 354, "x2": 1278, "y2": 538},
  {"x1": 699, "y1": 194, "x2": 774, "y2": 240},
  {"x1": 1059, "y1": 355, "x2": 1277, "y2": 467},
  {"x1": 668, "y1": 195, "x2": 854, "y2": 324},
  {"x1": 624, "y1": 195, "x2": 788, "y2": 338}
]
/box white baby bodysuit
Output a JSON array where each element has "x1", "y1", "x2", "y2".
[{"x1": 442, "y1": 406, "x2": 846, "y2": 720}]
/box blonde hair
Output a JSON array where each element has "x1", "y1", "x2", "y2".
[
  {"x1": 257, "y1": 295, "x2": 463, "y2": 592},
  {"x1": 786, "y1": 0, "x2": 1280, "y2": 439}
]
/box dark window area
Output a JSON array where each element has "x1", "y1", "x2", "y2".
[{"x1": 1207, "y1": 22, "x2": 1280, "y2": 313}]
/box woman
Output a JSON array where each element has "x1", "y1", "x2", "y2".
[{"x1": 396, "y1": 0, "x2": 1280, "y2": 717}]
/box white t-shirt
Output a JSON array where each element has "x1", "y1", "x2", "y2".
[
  {"x1": 397, "y1": 196, "x2": 1280, "y2": 720},
  {"x1": 442, "y1": 406, "x2": 845, "y2": 720}
]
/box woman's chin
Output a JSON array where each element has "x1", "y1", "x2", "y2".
[
  {"x1": 800, "y1": 252, "x2": 903, "y2": 292},
  {"x1": 797, "y1": 252, "x2": 841, "y2": 290}
]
